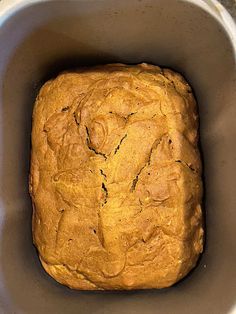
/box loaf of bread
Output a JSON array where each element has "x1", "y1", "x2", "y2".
[{"x1": 30, "y1": 63, "x2": 203, "y2": 290}]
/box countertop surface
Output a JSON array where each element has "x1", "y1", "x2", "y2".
[{"x1": 220, "y1": 0, "x2": 236, "y2": 19}]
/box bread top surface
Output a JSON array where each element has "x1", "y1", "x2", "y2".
[{"x1": 30, "y1": 63, "x2": 203, "y2": 290}]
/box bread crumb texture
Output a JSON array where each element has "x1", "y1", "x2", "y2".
[{"x1": 30, "y1": 63, "x2": 203, "y2": 290}]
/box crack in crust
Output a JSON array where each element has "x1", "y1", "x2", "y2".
[
  {"x1": 114, "y1": 134, "x2": 128, "y2": 154},
  {"x1": 131, "y1": 137, "x2": 162, "y2": 191},
  {"x1": 85, "y1": 126, "x2": 107, "y2": 160}
]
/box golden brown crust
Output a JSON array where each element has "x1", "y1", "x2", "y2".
[{"x1": 30, "y1": 63, "x2": 203, "y2": 290}]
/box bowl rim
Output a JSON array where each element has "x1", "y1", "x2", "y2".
[{"x1": 0, "y1": 0, "x2": 236, "y2": 54}]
